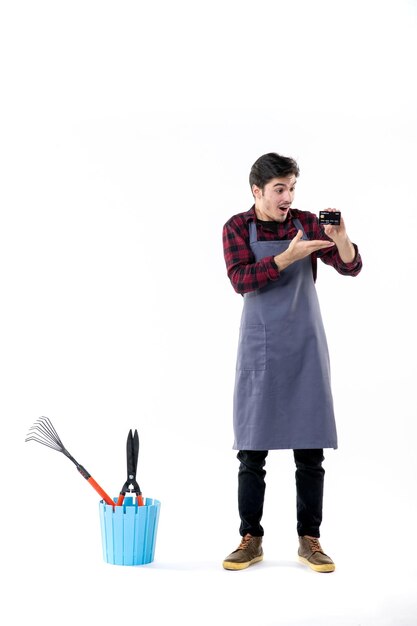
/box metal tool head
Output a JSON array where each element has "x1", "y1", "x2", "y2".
[
  {"x1": 126, "y1": 429, "x2": 139, "y2": 479},
  {"x1": 25, "y1": 416, "x2": 77, "y2": 464},
  {"x1": 25, "y1": 416, "x2": 65, "y2": 452},
  {"x1": 118, "y1": 429, "x2": 141, "y2": 497}
]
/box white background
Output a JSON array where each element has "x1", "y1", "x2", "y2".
[{"x1": 1, "y1": 1, "x2": 417, "y2": 624}]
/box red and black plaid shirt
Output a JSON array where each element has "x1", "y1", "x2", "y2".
[{"x1": 223, "y1": 205, "x2": 362, "y2": 294}]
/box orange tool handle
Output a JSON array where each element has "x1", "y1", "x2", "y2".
[
  {"x1": 116, "y1": 494, "x2": 144, "y2": 506},
  {"x1": 87, "y1": 476, "x2": 114, "y2": 506}
]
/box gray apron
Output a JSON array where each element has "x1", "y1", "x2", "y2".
[{"x1": 233, "y1": 218, "x2": 337, "y2": 451}]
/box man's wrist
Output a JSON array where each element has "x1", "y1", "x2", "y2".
[
  {"x1": 274, "y1": 250, "x2": 291, "y2": 271},
  {"x1": 334, "y1": 236, "x2": 356, "y2": 264}
]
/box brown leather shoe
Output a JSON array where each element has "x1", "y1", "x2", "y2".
[
  {"x1": 222, "y1": 534, "x2": 263, "y2": 570},
  {"x1": 298, "y1": 535, "x2": 335, "y2": 573}
]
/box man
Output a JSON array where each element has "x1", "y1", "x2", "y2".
[{"x1": 222, "y1": 152, "x2": 362, "y2": 572}]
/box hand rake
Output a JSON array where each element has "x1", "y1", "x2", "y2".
[{"x1": 25, "y1": 416, "x2": 114, "y2": 506}]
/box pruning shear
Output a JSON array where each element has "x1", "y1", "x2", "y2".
[{"x1": 116, "y1": 429, "x2": 144, "y2": 506}]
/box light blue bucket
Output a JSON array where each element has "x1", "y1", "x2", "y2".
[{"x1": 99, "y1": 497, "x2": 161, "y2": 565}]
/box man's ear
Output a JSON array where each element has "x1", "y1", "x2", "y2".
[{"x1": 252, "y1": 184, "x2": 262, "y2": 199}]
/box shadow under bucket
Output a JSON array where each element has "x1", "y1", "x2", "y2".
[{"x1": 99, "y1": 497, "x2": 161, "y2": 565}]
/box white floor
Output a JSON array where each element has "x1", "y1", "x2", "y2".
[
  {"x1": 10, "y1": 529, "x2": 417, "y2": 626},
  {"x1": 8, "y1": 445, "x2": 417, "y2": 626}
]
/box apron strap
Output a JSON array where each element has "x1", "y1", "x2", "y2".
[
  {"x1": 292, "y1": 218, "x2": 309, "y2": 240},
  {"x1": 249, "y1": 220, "x2": 258, "y2": 244}
]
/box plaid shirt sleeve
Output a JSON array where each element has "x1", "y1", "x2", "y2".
[{"x1": 222, "y1": 211, "x2": 280, "y2": 294}]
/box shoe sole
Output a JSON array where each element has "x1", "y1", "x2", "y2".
[
  {"x1": 222, "y1": 555, "x2": 263, "y2": 571},
  {"x1": 298, "y1": 556, "x2": 335, "y2": 573}
]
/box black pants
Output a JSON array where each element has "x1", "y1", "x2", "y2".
[{"x1": 237, "y1": 449, "x2": 325, "y2": 538}]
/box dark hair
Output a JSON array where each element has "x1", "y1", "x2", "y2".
[{"x1": 249, "y1": 152, "x2": 300, "y2": 190}]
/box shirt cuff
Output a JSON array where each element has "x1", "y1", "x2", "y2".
[{"x1": 339, "y1": 243, "x2": 360, "y2": 269}]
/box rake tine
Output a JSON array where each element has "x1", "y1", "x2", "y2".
[{"x1": 25, "y1": 416, "x2": 65, "y2": 452}]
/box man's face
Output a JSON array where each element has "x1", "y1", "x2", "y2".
[{"x1": 252, "y1": 175, "x2": 297, "y2": 222}]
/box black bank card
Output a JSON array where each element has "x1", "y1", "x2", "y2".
[{"x1": 319, "y1": 210, "x2": 341, "y2": 225}]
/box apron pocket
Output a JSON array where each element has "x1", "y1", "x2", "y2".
[{"x1": 237, "y1": 324, "x2": 266, "y2": 371}]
